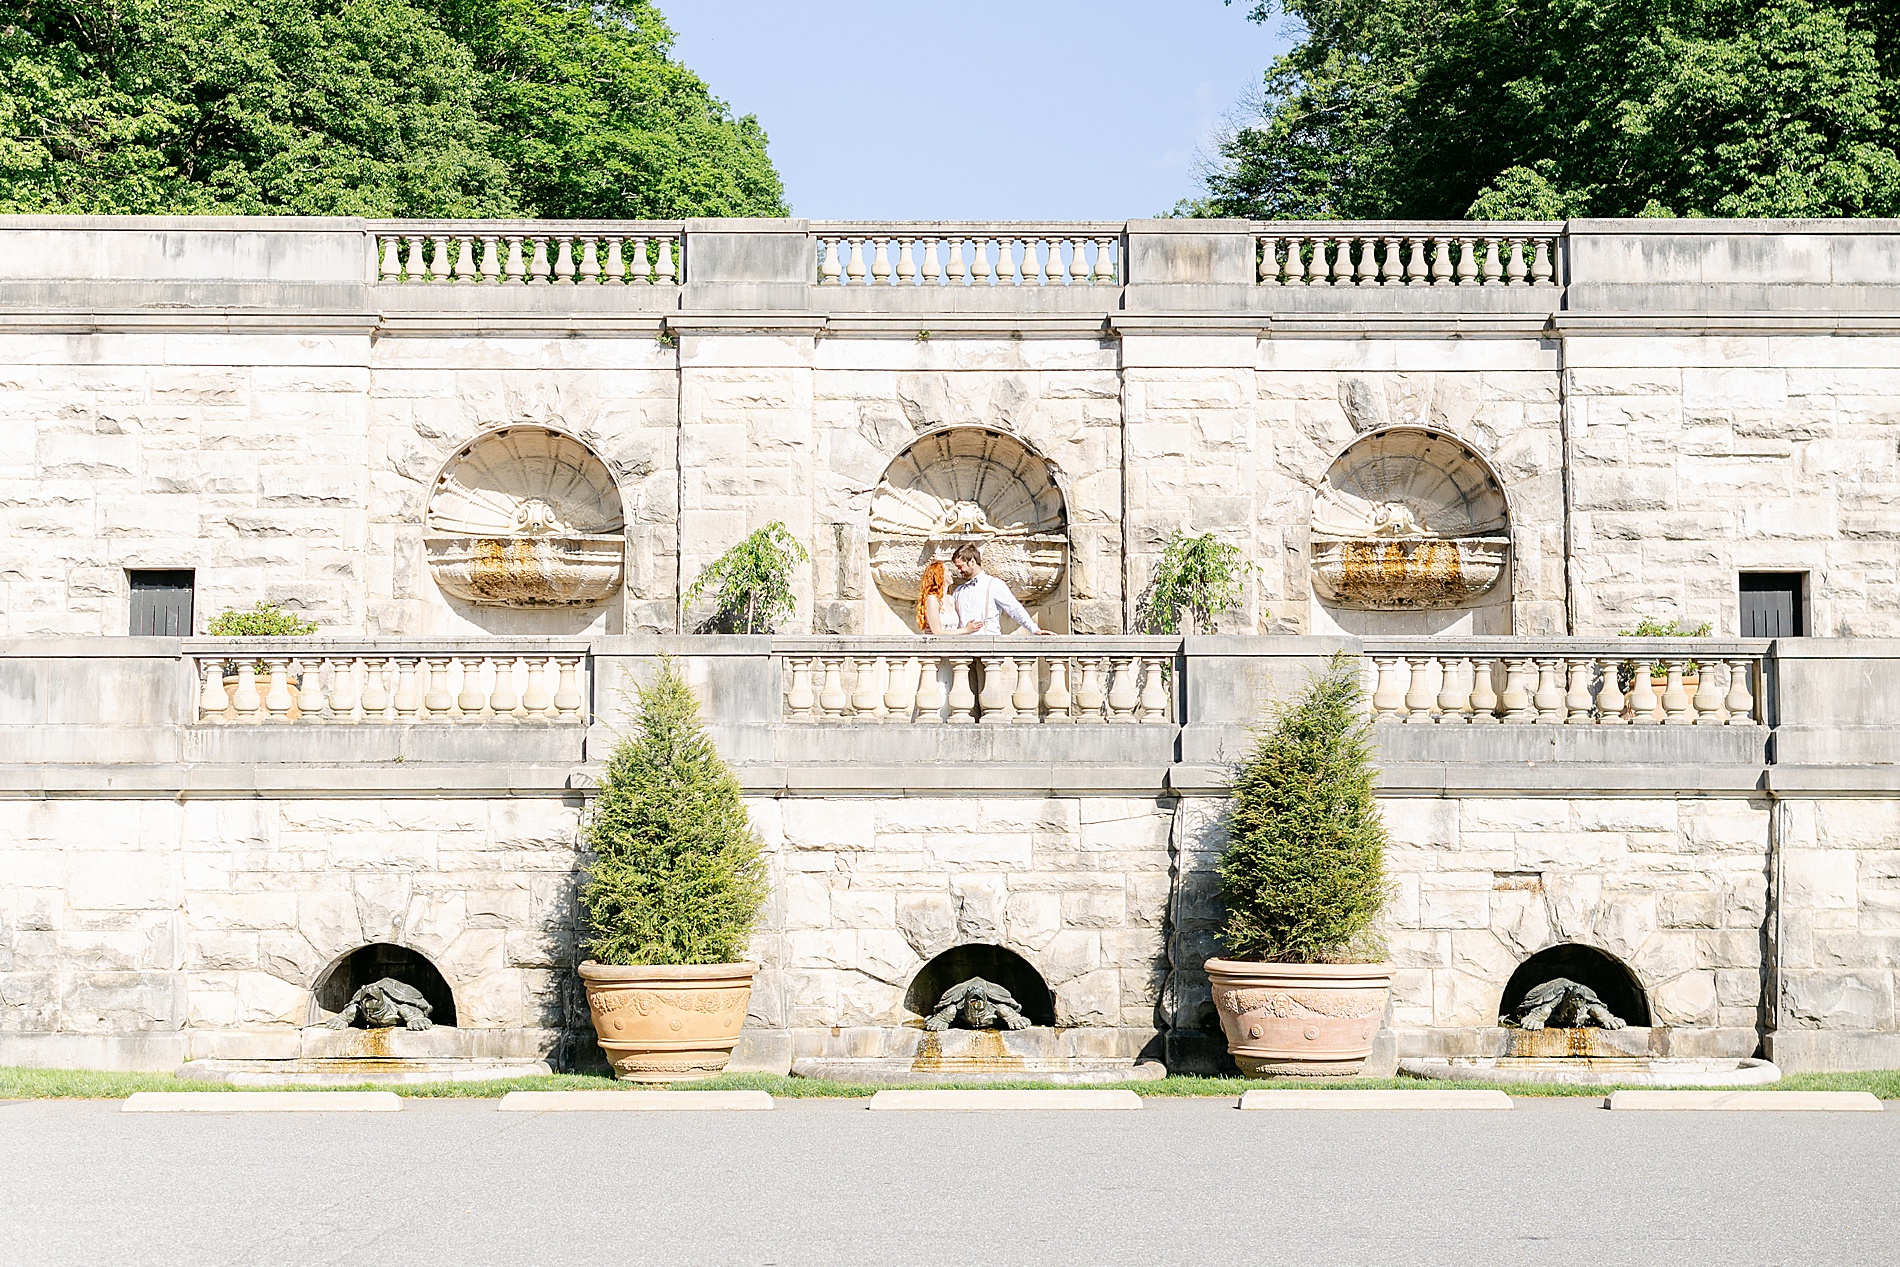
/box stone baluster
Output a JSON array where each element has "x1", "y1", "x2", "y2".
[
  {"x1": 1500, "y1": 659, "x2": 1535, "y2": 722},
  {"x1": 578, "y1": 237, "x2": 601, "y2": 284},
  {"x1": 1093, "y1": 238, "x2": 1117, "y2": 283},
  {"x1": 378, "y1": 237, "x2": 402, "y2": 281},
  {"x1": 1724, "y1": 659, "x2": 1757, "y2": 725},
  {"x1": 1481, "y1": 238, "x2": 1503, "y2": 285},
  {"x1": 1375, "y1": 237, "x2": 1399, "y2": 284},
  {"x1": 402, "y1": 236, "x2": 425, "y2": 282},
  {"x1": 1436, "y1": 657, "x2": 1473, "y2": 723},
  {"x1": 324, "y1": 657, "x2": 358, "y2": 722},
  {"x1": 1455, "y1": 238, "x2": 1479, "y2": 285},
  {"x1": 816, "y1": 236, "x2": 840, "y2": 283},
  {"x1": 1065, "y1": 237, "x2": 1085, "y2": 285},
  {"x1": 1106, "y1": 658, "x2": 1141, "y2": 723},
  {"x1": 1349, "y1": 238, "x2": 1373, "y2": 285},
  {"x1": 978, "y1": 657, "x2": 1015, "y2": 723},
  {"x1": 261, "y1": 658, "x2": 295, "y2": 719},
  {"x1": 1257, "y1": 237, "x2": 1277, "y2": 284},
  {"x1": 480, "y1": 236, "x2": 501, "y2": 283},
  {"x1": 947, "y1": 239, "x2": 969, "y2": 285},
  {"x1": 1468, "y1": 657, "x2": 1499, "y2": 723},
  {"x1": 488, "y1": 657, "x2": 520, "y2": 719},
  {"x1": 819, "y1": 658, "x2": 850, "y2": 718},
  {"x1": 550, "y1": 657, "x2": 582, "y2": 721},
  {"x1": 1531, "y1": 238, "x2": 1556, "y2": 286},
  {"x1": 895, "y1": 238, "x2": 917, "y2": 286},
  {"x1": 880, "y1": 656, "x2": 915, "y2": 721},
  {"x1": 428, "y1": 236, "x2": 450, "y2": 283},
  {"x1": 1370, "y1": 657, "x2": 1404, "y2": 722},
  {"x1": 230, "y1": 662, "x2": 263, "y2": 720},
  {"x1": 1505, "y1": 238, "x2": 1529, "y2": 285},
  {"x1": 1012, "y1": 658, "x2": 1040, "y2": 719},
  {"x1": 1293, "y1": 237, "x2": 1317, "y2": 285},
  {"x1": 504, "y1": 236, "x2": 526, "y2": 283},
  {"x1": 528, "y1": 237, "x2": 552, "y2": 284},
  {"x1": 1693, "y1": 661, "x2": 1726, "y2": 725},
  {"x1": 1402, "y1": 655, "x2": 1436, "y2": 722},
  {"x1": 945, "y1": 658, "x2": 976, "y2": 723},
  {"x1": 1594, "y1": 657, "x2": 1627, "y2": 726},
  {"x1": 453, "y1": 236, "x2": 477, "y2": 283},
  {"x1": 359, "y1": 658, "x2": 391, "y2": 719},
  {"x1": 520, "y1": 656, "x2": 554, "y2": 718},
  {"x1": 1660, "y1": 659, "x2": 1694, "y2": 725},
  {"x1": 199, "y1": 660, "x2": 231, "y2": 721},
  {"x1": 295, "y1": 660, "x2": 327, "y2": 720},
  {"x1": 1075, "y1": 659, "x2": 1106, "y2": 722},
  {"x1": 1138, "y1": 658, "x2": 1171, "y2": 723},
  {"x1": 845, "y1": 238, "x2": 867, "y2": 286},
  {"x1": 654, "y1": 238, "x2": 677, "y2": 283},
  {"x1": 1628, "y1": 662, "x2": 1660, "y2": 725},
  {"x1": 629, "y1": 238, "x2": 652, "y2": 284},
  {"x1": 850, "y1": 656, "x2": 883, "y2": 718},
  {"x1": 1565, "y1": 659, "x2": 1596, "y2": 724},
  {"x1": 786, "y1": 657, "x2": 816, "y2": 718},
  {"x1": 1531, "y1": 659, "x2": 1566, "y2": 723},
  {"x1": 1430, "y1": 238, "x2": 1453, "y2": 285},
  {"x1": 870, "y1": 238, "x2": 893, "y2": 286},
  {"x1": 392, "y1": 659, "x2": 423, "y2": 720},
  {"x1": 418, "y1": 657, "x2": 451, "y2": 720},
  {"x1": 912, "y1": 655, "x2": 945, "y2": 721},
  {"x1": 1043, "y1": 657, "x2": 1073, "y2": 723},
  {"x1": 457, "y1": 656, "x2": 488, "y2": 717},
  {"x1": 921, "y1": 239, "x2": 944, "y2": 284},
  {"x1": 603, "y1": 237, "x2": 625, "y2": 284},
  {"x1": 1403, "y1": 238, "x2": 1427, "y2": 285}
]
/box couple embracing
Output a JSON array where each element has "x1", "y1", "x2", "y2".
[{"x1": 913, "y1": 543, "x2": 1054, "y2": 637}]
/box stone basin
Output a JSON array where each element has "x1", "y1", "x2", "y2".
[
  {"x1": 1398, "y1": 1056, "x2": 1782, "y2": 1088},
  {"x1": 174, "y1": 1026, "x2": 553, "y2": 1086},
  {"x1": 790, "y1": 1026, "x2": 1165, "y2": 1086}
]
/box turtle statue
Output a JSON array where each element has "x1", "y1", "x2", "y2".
[
  {"x1": 323, "y1": 978, "x2": 435, "y2": 1031},
  {"x1": 924, "y1": 977, "x2": 1033, "y2": 1032},
  {"x1": 1508, "y1": 978, "x2": 1626, "y2": 1031}
]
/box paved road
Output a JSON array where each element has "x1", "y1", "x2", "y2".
[{"x1": 2, "y1": 1096, "x2": 1895, "y2": 1267}]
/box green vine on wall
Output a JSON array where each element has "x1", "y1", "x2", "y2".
[
  {"x1": 685, "y1": 523, "x2": 808, "y2": 634},
  {"x1": 1136, "y1": 530, "x2": 1250, "y2": 634}
]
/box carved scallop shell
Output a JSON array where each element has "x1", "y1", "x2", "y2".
[
  {"x1": 426, "y1": 428, "x2": 625, "y2": 538},
  {"x1": 1316, "y1": 427, "x2": 1508, "y2": 539}
]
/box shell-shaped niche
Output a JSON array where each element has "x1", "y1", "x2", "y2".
[
  {"x1": 1310, "y1": 427, "x2": 1510, "y2": 610},
  {"x1": 425, "y1": 427, "x2": 626, "y2": 607},
  {"x1": 869, "y1": 428, "x2": 1068, "y2": 607}
]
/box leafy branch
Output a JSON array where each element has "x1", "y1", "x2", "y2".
[
  {"x1": 684, "y1": 523, "x2": 808, "y2": 634},
  {"x1": 1136, "y1": 530, "x2": 1250, "y2": 634}
]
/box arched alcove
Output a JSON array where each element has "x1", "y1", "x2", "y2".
[
  {"x1": 311, "y1": 943, "x2": 458, "y2": 1028},
  {"x1": 1499, "y1": 944, "x2": 1650, "y2": 1028},
  {"x1": 903, "y1": 943, "x2": 1057, "y2": 1027},
  {"x1": 1309, "y1": 426, "x2": 1512, "y2": 633},
  {"x1": 424, "y1": 426, "x2": 626, "y2": 610},
  {"x1": 868, "y1": 427, "x2": 1068, "y2": 632}
]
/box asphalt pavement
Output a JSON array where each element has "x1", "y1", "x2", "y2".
[{"x1": 2, "y1": 1095, "x2": 1895, "y2": 1267}]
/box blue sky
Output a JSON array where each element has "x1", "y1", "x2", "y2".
[{"x1": 664, "y1": 1, "x2": 1294, "y2": 220}]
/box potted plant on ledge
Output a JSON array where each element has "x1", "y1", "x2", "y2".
[
  {"x1": 1204, "y1": 652, "x2": 1393, "y2": 1076},
  {"x1": 578, "y1": 658, "x2": 769, "y2": 1082}
]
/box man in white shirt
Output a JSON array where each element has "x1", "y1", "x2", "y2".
[{"x1": 949, "y1": 543, "x2": 1054, "y2": 636}]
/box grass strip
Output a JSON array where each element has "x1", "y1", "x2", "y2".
[{"x1": 4, "y1": 1066, "x2": 1899, "y2": 1101}]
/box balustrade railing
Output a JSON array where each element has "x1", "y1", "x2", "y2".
[
  {"x1": 367, "y1": 221, "x2": 683, "y2": 286},
  {"x1": 1253, "y1": 222, "x2": 1563, "y2": 288},
  {"x1": 186, "y1": 640, "x2": 590, "y2": 724},
  {"x1": 774, "y1": 638, "x2": 1176, "y2": 724},
  {"x1": 811, "y1": 224, "x2": 1122, "y2": 288},
  {"x1": 1359, "y1": 639, "x2": 1767, "y2": 726}
]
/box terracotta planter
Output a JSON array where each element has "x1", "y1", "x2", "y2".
[
  {"x1": 1204, "y1": 959, "x2": 1392, "y2": 1076},
  {"x1": 579, "y1": 961, "x2": 756, "y2": 1083}
]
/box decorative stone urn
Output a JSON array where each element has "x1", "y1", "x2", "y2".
[
  {"x1": 425, "y1": 427, "x2": 626, "y2": 607},
  {"x1": 1203, "y1": 959, "x2": 1393, "y2": 1076},
  {"x1": 578, "y1": 961, "x2": 756, "y2": 1083}
]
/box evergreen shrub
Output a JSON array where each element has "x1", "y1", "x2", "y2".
[
  {"x1": 580, "y1": 659, "x2": 767, "y2": 966},
  {"x1": 1218, "y1": 652, "x2": 1389, "y2": 963},
  {"x1": 206, "y1": 601, "x2": 318, "y2": 637}
]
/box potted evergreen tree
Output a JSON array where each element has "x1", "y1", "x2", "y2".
[
  {"x1": 1204, "y1": 652, "x2": 1393, "y2": 1075},
  {"x1": 578, "y1": 658, "x2": 769, "y2": 1082}
]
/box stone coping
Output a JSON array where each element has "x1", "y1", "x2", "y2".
[{"x1": 1605, "y1": 1090, "x2": 1885, "y2": 1111}]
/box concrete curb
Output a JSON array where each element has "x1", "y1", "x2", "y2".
[
  {"x1": 1239, "y1": 1089, "x2": 1513, "y2": 1111},
  {"x1": 122, "y1": 1091, "x2": 402, "y2": 1113},
  {"x1": 1606, "y1": 1090, "x2": 1886, "y2": 1112},
  {"x1": 867, "y1": 1089, "x2": 1143, "y2": 1111},
  {"x1": 498, "y1": 1090, "x2": 773, "y2": 1112}
]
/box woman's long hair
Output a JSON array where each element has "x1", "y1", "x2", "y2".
[{"x1": 916, "y1": 560, "x2": 949, "y2": 630}]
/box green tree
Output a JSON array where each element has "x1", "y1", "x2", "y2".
[
  {"x1": 684, "y1": 523, "x2": 808, "y2": 635},
  {"x1": 580, "y1": 659, "x2": 768, "y2": 966},
  {"x1": 0, "y1": 0, "x2": 786, "y2": 217},
  {"x1": 1200, "y1": 0, "x2": 1900, "y2": 219},
  {"x1": 1218, "y1": 652, "x2": 1388, "y2": 963},
  {"x1": 1136, "y1": 530, "x2": 1250, "y2": 634}
]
